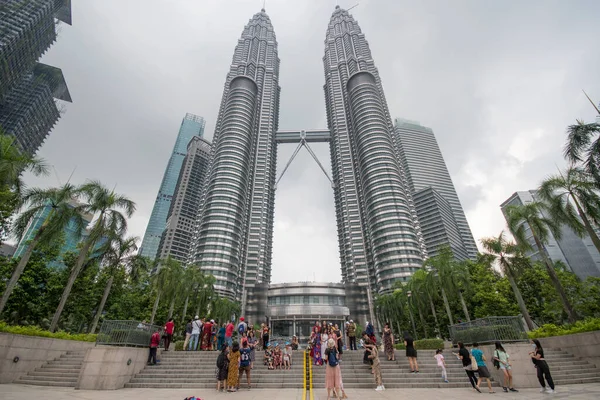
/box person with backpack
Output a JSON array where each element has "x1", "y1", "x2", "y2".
[
  {"x1": 147, "y1": 328, "x2": 161, "y2": 365},
  {"x1": 324, "y1": 338, "x2": 343, "y2": 399},
  {"x1": 493, "y1": 341, "x2": 518, "y2": 393},
  {"x1": 237, "y1": 317, "x2": 248, "y2": 338},
  {"x1": 183, "y1": 318, "x2": 193, "y2": 351},
  {"x1": 216, "y1": 344, "x2": 229, "y2": 392},
  {"x1": 346, "y1": 320, "x2": 357, "y2": 350},
  {"x1": 189, "y1": 316, "x2": 202, "y2": 351}
]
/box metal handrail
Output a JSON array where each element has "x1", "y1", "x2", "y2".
[
  {"x1": 448, "y1": 316, "x2": 528, "y2": 345},
  {"x1": 96, "y1": 320, "x2": 164, "y2": 347}
]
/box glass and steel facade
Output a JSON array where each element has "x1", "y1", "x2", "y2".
[
  {"x1": 394, "y1": 118, "x2": 478, "y2": 259},
  {"x1": 139, "y1": 113, "x2": 205, "y2": 260},
  {"x1": 501, "y1": 190, "x2": 600, "y2": 280},
  {"x1": 13, "y1": 200, "x2": 93, "y2": 269},
  {"x1": 157, "y1": 136, "x2": 212, "y2": 263},
  {"x1": 190, "y1": 9, "x2": 280, "y2": 300},
  {"x1": 0, "y1": 0, "x2": 72, "y2": 155}
]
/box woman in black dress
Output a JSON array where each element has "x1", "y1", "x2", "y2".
[
  {"x1": 216, "y1": 344, "x2": 229, "y2": 392},
  {"x1": 404, "y1": 334, "x2": 419, "y2": 373}
]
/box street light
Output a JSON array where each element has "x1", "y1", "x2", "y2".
[{"x1": 407, "y1": 290, "x2": 417, "y2": 340}]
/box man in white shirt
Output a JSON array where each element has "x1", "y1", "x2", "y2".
[{"x1": 188, "y1": 316, "x2": 202, "y2": 351}]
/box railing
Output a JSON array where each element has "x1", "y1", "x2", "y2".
[
  {"x1": 96, "y1": 320, "x2": 164, "y2": 347},
  {"x1": 448, "y1": 316, "x2": 528, "y2": 345}
]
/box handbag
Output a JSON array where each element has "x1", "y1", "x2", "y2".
[{"x1": 469, "y1": 355, "x2": 479, "y2": 371}]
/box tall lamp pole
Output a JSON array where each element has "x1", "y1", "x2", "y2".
[{"x1": 407, "y1": 290, "x2": 417, "y2": 340}]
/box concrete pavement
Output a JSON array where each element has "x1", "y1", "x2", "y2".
[{"x1": 1, "y1": 384, "x2": 600, "y2": 400}]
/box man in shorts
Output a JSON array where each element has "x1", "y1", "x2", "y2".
[
  {"x1": 471, "y1": 342, "x2": 495, "y2": 393},
  {"x1": 238, "y1": 339, "x2": 253, "y2": 389}
]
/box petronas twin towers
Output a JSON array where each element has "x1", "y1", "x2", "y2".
[{"x1": 190, "y1": 6, "x2": 426, "y2": 308}]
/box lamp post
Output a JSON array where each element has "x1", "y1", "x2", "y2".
[{"x1": 407, "y1": 290, "x2": 417, "y2": 340}]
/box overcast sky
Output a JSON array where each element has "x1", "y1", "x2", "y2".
[{"x1": 24, "y1": 0, "x2": 600, "y2": 283}]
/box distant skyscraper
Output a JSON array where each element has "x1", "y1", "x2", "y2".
[
  {"x1": 190, "y1": 9, "x2": 280, "y2": 300},
  {"x1": 139, "y1": 113, "x2": 205, "y2": 260},
  {"x1": 394, "y1": 118, "x2": 477, "y2": 259},
  {"x1": 413, "y1": 187, "x2": 469, "y2": 260},
  {"x1": 501, "y1": 190, "x2": 600, "y2": 280},
  {"x1": 13, "y1": 200, "x2": 93, "y2": 269},
  {"x1": 0, "y1": 0, "x2": 72, "y2": 155},
  {"x1": 157, "y1": 136, "x2": 211, "y2": 263}
]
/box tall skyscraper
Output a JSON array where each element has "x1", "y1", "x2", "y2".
[
  {"x1": 501, "y1": 190, "x2": 600, "y2": 280},
  {"x1": 13, "y1": 200, "x2": 93, "y2": 269},
  {"x1": 394, "y1": 118, "x2": 477, "y2": 259},
  {"x1": 190, "y1": 9, "x2": 280, "y2": 300},
  {"x1": 323, "y1": 6, "x2": 423, "y2": 294},
  {"x1": 139, "y1": 113, "x2": 205, "y2": 260},
  {"x1": 0, "y1": 0, "x2": 72, "y2": 155},
  {"x1": 157, "y1": 136, "x2": 211, "y2": 263}
]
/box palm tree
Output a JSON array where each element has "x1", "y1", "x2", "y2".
[
  {"x1": 564, "y1": 92, "x2": 600, "y2": 184},
  {"x1": 0, "y1": 184, "x2": 84, "y2": 315},
  {"x1": 453, "y1": 260, "x2": 472, "y2": 322},
  {"x1": 89, "y1": 235, "x2": 140, "y2": 333},
  {"x1": 480, "y1": 232, "x2": 535, "y2": 330},
  {"x1": 407, "y1": 272, "x2": 429, "y2": 337},
  {"x1": 505, "y1": 202, "x2": 578, "y2": 323},
  {"x1": 149, "y1": 257, "x2": 175, "y2": 324},
  {"x1": 180, "y1": 265, "x2": 202, "y2": 324},
  {"x1": 538, "y1": 166, "x2": 600, "y2": 253},
  {"x1": 165, "y1": 260, "x2": 184, "y2": 319},
  {"x1": 423, "y1": 247, "x2": 455, "y2": 325},
  {"x1": 421, "y1": 268, "x2": 441, "y2": 336},
  {"x1": 49, "y1": 181, "x2": 136, "y2": 332},
  {"x1": 194, "y1": 273, "x2": 216, "y2": 318},
  {"x1": 211, "y1": 297, "x2": 240, "y2": 324},
  {"x1": 0, "y1": 132, "x2": 49, "y2": 193}
]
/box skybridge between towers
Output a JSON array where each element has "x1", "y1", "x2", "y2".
[{"x1": 274, "y1": 129, "x2": 335, "y2": 189}]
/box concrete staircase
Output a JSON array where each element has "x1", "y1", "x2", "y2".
[
  {"x1": 15, "y1": 350, "x2": 86, "y2": 387},
  {"x1": 542, "y1": 348, "x2": 600, "y2": 386},
  {"x1": 123, "y1": 347, "x2": 600, "y2": 389},
  {"x1": 125, "y1": 350, "x2": 304, "y2": 388}
]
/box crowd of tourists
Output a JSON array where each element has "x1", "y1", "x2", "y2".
[{"x1": 148, "y1": 317, "x2": 556, "y2": 396}]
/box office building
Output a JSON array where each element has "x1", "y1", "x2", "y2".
[
  {"x1": 413, "y1": 187, "x2": 469, "y2": 260},
  {"x1": 394, "y1": 119, "x2": 477, "y2": 259},
  {"x1": 501, "y1": 190, "x2": 600, "y2": 280},
  {"x1": 0, "y1": 0, "x2": 72, "y2": 155},
  {"x1": 13, "y1": 200, "x2": 93, "y2": 269},
  {"x1": 139, "y1": 113, "x2": 206, "y2": 260},
  {"x1": 157, "y1": 136, "x2": 211, "y2": 263}
]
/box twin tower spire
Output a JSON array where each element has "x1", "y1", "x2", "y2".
[{"x1": 189, "y1": 7, "x2": 425, "y2": 306}]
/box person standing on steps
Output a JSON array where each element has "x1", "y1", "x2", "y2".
[
  {"x1": 183, "y1": 318, "x2": 193, "y2": 351},
  {"x1": 189, "y1": 316, "x2": 201, "y2": 351},
  {"x1": 248, "y1": 330, "x2": 257, "y2": 369},
  {"x1": 493, "y1": 341, "x2": 518, "y2": 393},
  {"x1": 238, "y1": 339, "x2": 252, "y2": 389},
  {"x1": 366, "y1": 321, "x2": 376, "y2": 345},
  {"x1": 163, "y1": 318, "x2": 175, "y2": 351},
  {"x1": 334, "y1": 324, "x2": 344, "y2": 360},
  {"x1": 321, "y1": 327, "x2": 329, "y2": 365},
  {"x1": 262, "y1": 324, "x2": 270, "y2": 351},
  {"x1": 347, "y1": 320, "x2": 357, "y2": 350},
  {"x1": 217, "y1": 322, "x2": 226, "y2": 351},
  {"x1": 366, "y1": 339, "x2": 385, "y2": 391},
  {"x1": 227, "y1": 341, "x2": 241, "y2": 392},
  {"x1": 530, "y1": 339, "x2": 555, "y2": 394},
  {"x1": 216, "y1": 344, "x2": 229, "y2": 392},
  {"x1": 324, "y1": 338, "x2": 343, "y2": 400},
  {"x1": 454, "y1": 341, "x2": 480, "y2": 392},
  {"x1": 383, "y1": 323, "x2": 395, "y2": 361},
  {"x1": 404, "y1": 334, "x2": 419, "y2": 373},
  {"x1": 225, "y1": 320, "x2": 234, "y2": 348},
  {"x1": 147, "y1": 328, "x2": 160, "y2": 365},
  {"x1": 471, "y1": 342, "x2": 495, "y2": 393}
]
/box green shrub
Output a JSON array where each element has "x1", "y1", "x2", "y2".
[
  {"x1": 0, "y1": 321, "x2": 97, "y2": 342},
  {"x1": 175, "y1": 340, "x2": 184, "y2": 351},
  {"x1": 394, "y1": 338, "x2": 443, "y2": 350},
  {"x1": 528, "y1": 318, "x2": 600, "y2": 339}
]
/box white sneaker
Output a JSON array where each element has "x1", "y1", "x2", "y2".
[
  {"x1": 375, "y1": 386, "x2": 383, "y2": 391},
  {"x1": 540, "y1": 388, "x2": 546, "y2": 393},
  {"x1": 381, "y1": 385, "x2": 386, "y2": 391},
  {"x1": 546, "y1": 389, "x2": 555, "y2": 393}
]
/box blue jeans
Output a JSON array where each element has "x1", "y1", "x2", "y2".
[
  {"x1": 226, "y1": 336, "x2": 232, "y2": 348},
  {"x1": 189, "y1": 333, "x2": 199, "y2": 351}
]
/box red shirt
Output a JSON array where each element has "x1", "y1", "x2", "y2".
[
  {"x1": 150, "y1": 332, "x2": 160, "y2": 348},
  {"x1": 165, "y1": 321, "x2": 174, "y2": 335},
  {"x1": 225, "y1": 323, "x2": 234, "y2": 337}
]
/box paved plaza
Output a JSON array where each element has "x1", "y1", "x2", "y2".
[{"x1": 2, "y1": 384, "x2": 600, "y2": 400}]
